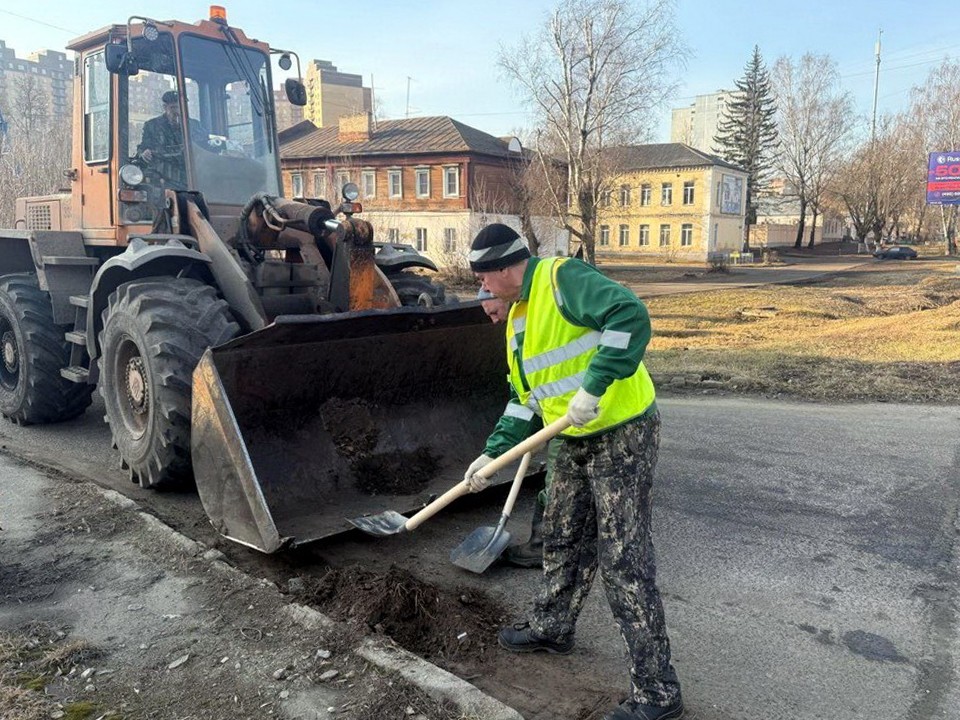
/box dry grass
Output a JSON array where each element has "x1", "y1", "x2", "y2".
[{"x1": 645, "y1": 264, "x2": 960, "y2": 402}]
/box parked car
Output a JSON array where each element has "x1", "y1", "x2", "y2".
[{"x1": 873, "y1": 246, "x2": 918, "y2": 260}]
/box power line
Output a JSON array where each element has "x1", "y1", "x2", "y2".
[{"x1": 0, "y1": 9, "x2": 78, "y2": 36}]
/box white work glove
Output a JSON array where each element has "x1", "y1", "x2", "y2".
[
  {"x1": 567, "y1": 388, "x2": 601, "y2": 427},
  {"x1": 464, "y1": 453, "x2": 495, "y2": 493}
]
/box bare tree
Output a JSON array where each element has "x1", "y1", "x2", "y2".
[
  {"x1": 771, "y1": 53, "x2": 854, "y2": 248},
  {"x1": 12, "y1": 73, "x2": 49, "y2": 134},
  {"x1": 499, "y1": 0, "x2": 686, "y2": 265},
  {"x1": 0, "y1": 117, "x2": 71, "y2": 227},
  {"x1": 910, "y1": 59, "x2": 960, "y2": 253}
]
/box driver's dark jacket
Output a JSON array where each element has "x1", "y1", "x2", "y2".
[{"x1": 136, "y1": 115, "x2": 206, "y2": 189}]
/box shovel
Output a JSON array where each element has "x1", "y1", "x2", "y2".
[
  {"x1": 349, "y1": 415, "x2": 571, "y2": 536},
  {"x1": 449, "y1": 450, "x2": 532, "y2": 573}
]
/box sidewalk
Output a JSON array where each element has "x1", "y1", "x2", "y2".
[{"x1": 0, "y1": 454, "x2": 522, "y2": 720}]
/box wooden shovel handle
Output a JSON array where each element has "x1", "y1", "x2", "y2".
[
  {"x1": 501, "y1": 451, "x2": 532, "y2": 521},
  {"x1": 404, "y1": 415, "x2": 571, "y2": 533}
]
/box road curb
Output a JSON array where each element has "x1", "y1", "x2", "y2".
[{"x1": 89, "y1": 470, "x2": 525, "y2": 720}]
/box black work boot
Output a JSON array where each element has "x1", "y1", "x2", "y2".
[
  {"x1": 501, "y1": 501, "x2": 544, "y2": 568},
  {"x1": 498, "y1": 621, "x2": 574, "y2": 654},
  {"x1": 603, "y1": 698, "x2": 684, "y2": 720}
]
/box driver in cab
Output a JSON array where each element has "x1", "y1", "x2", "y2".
[{"x1": 136, "y1": 90, "x2": 216, "y2": 188}]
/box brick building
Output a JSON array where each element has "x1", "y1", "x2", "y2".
[
  {"x1": 279, "y1": 114, "x2": 567, "y2": 267},
  {"x1": 0, "y1": 40, "x2": 73, "y2": 131}
]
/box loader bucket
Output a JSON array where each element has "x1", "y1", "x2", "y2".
[{"x1": 191, "y1": 303, "x2": 508, "y2": 553}]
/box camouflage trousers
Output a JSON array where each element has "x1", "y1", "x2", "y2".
[{"x1": 531, "y1": 409, "x2": 681, "y2": 706}]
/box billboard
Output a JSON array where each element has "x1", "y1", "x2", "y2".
[
  {"x1": 926, "y1": 152, "x2": 960, "y2": 205},
  {"x1": 720, "y1": 174, "x2": 743, "y2": 215}
]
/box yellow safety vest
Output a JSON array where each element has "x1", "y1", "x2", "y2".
[{"x1": 505, "y1": 257, "x2": 656, "y2": 438}]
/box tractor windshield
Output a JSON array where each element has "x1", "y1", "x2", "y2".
[{"x1": 178, "y1": 34, "x2": 280, "y2": 204}]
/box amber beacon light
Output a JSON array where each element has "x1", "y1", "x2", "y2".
[{"x1": 210, "y1": 5, "x2": 228, "y2": 23}]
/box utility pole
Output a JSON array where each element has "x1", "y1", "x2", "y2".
[{"x1": 871, "y1": 28, "x2": 882, "y2": 142}]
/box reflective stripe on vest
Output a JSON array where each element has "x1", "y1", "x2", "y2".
[{"x1": 505, "y1": 257, "x2": 655, "y2": 437}]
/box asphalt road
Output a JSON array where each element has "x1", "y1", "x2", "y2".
[{"x1": 0, "y1": 395, "x2": 957, "y2": 720}]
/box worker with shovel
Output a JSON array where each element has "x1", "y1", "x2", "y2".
[
  {"x1": 477, "y1": 286, "x2": 548, "y2": 569},
  {"x1": 464, "y1": 224, "x2": 683, "y2": 720}
]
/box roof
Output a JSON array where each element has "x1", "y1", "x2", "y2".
[
  {"x1": 606, "y1": 143, "x2": 745, "y2": 173},
  {"x1": 280, "y1": 115, "x2": 518, "y2": 160}
]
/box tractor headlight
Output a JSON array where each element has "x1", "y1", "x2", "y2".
[{"x1": 119, "y1": 164, "x2": 145, "y2": 186}]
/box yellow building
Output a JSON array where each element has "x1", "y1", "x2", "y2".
[
  {"x1": 596, "y1": 143, "x2": 747, "y2": 262},
  {"x1": 303, "y1": 59, "x2": 372, "y2": 128}
]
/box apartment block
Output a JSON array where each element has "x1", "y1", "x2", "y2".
[
  {"x1": 303, "y1": 60, "x2": 372, "y2": 128},
  {"x1": 670, "y1": 90, "x2": 736, "y2": 155},
  {"x1": 0, "y1": 40, "x2": 74, "y2": 129}
]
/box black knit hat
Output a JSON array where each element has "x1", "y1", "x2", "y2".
[
  {"x1": 162, "y1": 90, "x2": 179, "y2": 105},
  {"x1": 469, "y1": 224, "x2": 531, "y2": 272}
]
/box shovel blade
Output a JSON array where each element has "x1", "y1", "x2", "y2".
[
  {"x1": 348, "y1": 511, "x2": 409, "y2": 536},
  {"x1": 450, "y1": 526, "x2": 513, "y2": 574}
]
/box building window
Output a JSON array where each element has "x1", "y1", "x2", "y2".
[
  {"x1": 618, "y1": 224, "x2": 629, "y2": 246},
  {"x1": 82, "y1": 52, "x2": 109, "y2": 163},
  {"x1": 659, "y1": 224, "x2": 671, "y2": 246},
  {"x1": 415, "y1": 227, "x2": 428, "y2": 252},
  {"x1": 443, "y1": 227, "x2": 457, "y2": 252},
  {"x1": 599, "y1": 225, "x2": 610, "y2": 246},
  {"x1": 639, "y1": 224, "x2": 650, "y2": 246},
  {"x1": 619, "y1": 185, "x2": 631, "y2": 207},
  {"x1": 312, "y1": 170, "x2": 327, "y2": 198},
  {"x1": 291, "y1": 172, "x2": 304, "y2": 197},
  {"x1": 443, "y1": 166, "x2": 460, "y2": 198},
  {"x1": 361, "y1": 170, "x2": 376, "y2": 199},
  {"x1": 336, "y1": 171, "x2": 350, "y2": 196},
  {"x1": 600, "y1": 190, "x2": 612, "y2": 208},
  {"x1": 640, "y1": 184, "x2": 651, "y2": 206},
  {"x1": 683, "y1": 181, "x2": 695, "y2": 205},
  {"x1": 387, "y1": 228, "x2": 400, "y2": 243},
  {"x1": 661, "y1": 183, "x2": 673, "y2": 206},
  {"x1": 415, "y1": 168, "x2": 430, "y2": 198},
  {"x1": 681, "y1": 223, "x2": 694, "y2": 246},
  {"x1": 388, "y1": 169, "x2": 402, "y2": 198}
]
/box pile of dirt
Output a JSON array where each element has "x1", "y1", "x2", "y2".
[
  {"x1": 352, "y1": 448, "x2": 438, "y2": 495},
  {"x1": 294, "y1": 565, "x2": 508, "y2": 668}
]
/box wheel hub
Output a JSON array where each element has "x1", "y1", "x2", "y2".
[
  {"x1": 2, "y1": 331, "x2": 18, "y2": 374},
  {"x1": 125, "y1": 356, "x2": 149, "y2": 415}
]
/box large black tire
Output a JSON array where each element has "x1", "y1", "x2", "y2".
[
  {"x1": 0, "y1": 274, "x2": 94, "y2": 424},
  {"x1": 386, "y1": 271, "x2": 450, "y2": 307},
  {"x1": 98, "y1": 277, "x2": 239, "y2": 489}
]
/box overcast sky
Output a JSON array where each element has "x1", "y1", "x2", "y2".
[{"x1": 0, "y1": 0, "x2": 954, "y2": 142}]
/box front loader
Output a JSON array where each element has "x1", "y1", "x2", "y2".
[{"x1": 0, "y1": 9, "x2": 509, "y2": 553}]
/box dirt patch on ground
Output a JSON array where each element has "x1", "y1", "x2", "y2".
[
  {"x1": 351, "y1": 448, "x2": 438, "y2": 495},
  {"x1": 294, "y1": 565, "x2": 508, "y2": 669}
]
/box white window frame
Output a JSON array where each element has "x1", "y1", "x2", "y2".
[
  {"x1": 659, "y1": 224, "x2": 671, "y2": 246},
  {"x1": 661, "y1": 183, "x2": 673, "y2": 206},
  {"x1": 683, "y1": 181, "x2": 695, "y2": 205},
  {"x1": 443, "y1": 166, "x2": 460, "y2": 198},
  {"x1": 388, "y1": 169, "x2": 403, "y2": 198},
  {"x1": 639, "y1": 224, "x2": 650, "y2": 246},
  {"x1": 361, "y1": 169, "x2": 376, "y2": 199},
  {"x1": 619, "y1": 185, "x2": 631, "y2": 207},
  {"x1": 312, "y1": 170, "x2": 327, "y2": 198},
  {"x1": 618, "y1": 224, "x2": 629, "y2": 246},
  {"x1": 599, "y1": 225, "x2": 610, "y2": 246},
  {"x1": 291, "y1": 172, "x2": 304, "y2": 198},
  {"x1": 387, "y1": 228, "x2": 400, "y2": 243},
  {"x1": 443, "y1": 227, "x2": 457, "y2": 253},
  {"x1": 415, "y1": 167, "x2": 430, "y2": 198},
  {"x1": 681, "y1": 223, "x2": 694, "y2": 246},
  {"x1": 640, "y1": 184, "x2": 651, "y2": 206},
  {"x1": 335, "y1": 171, "x2": 350, "y2": 197},
  {"x1": 415, "y1": 227, "x2": 428, "y2": 252}
]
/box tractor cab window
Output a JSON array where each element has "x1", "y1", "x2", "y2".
[
  {"x1": 83, "y1": 52, "x2": 110, "y2": 163},
  {"x1": 179, "y1": 34, "x2": 280, "y2": 204}
]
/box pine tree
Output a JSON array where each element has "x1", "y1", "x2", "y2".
[{"x1": 714, "y1": 46, "x2": 779, "y2": 251}]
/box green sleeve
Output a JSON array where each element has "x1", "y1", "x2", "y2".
[
  {"x1": 555, "y1": 259, "x2": 652, "y2": 397},
  {"x1": 482, "y1": 385, "x2": 542, "y2": 458}
]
